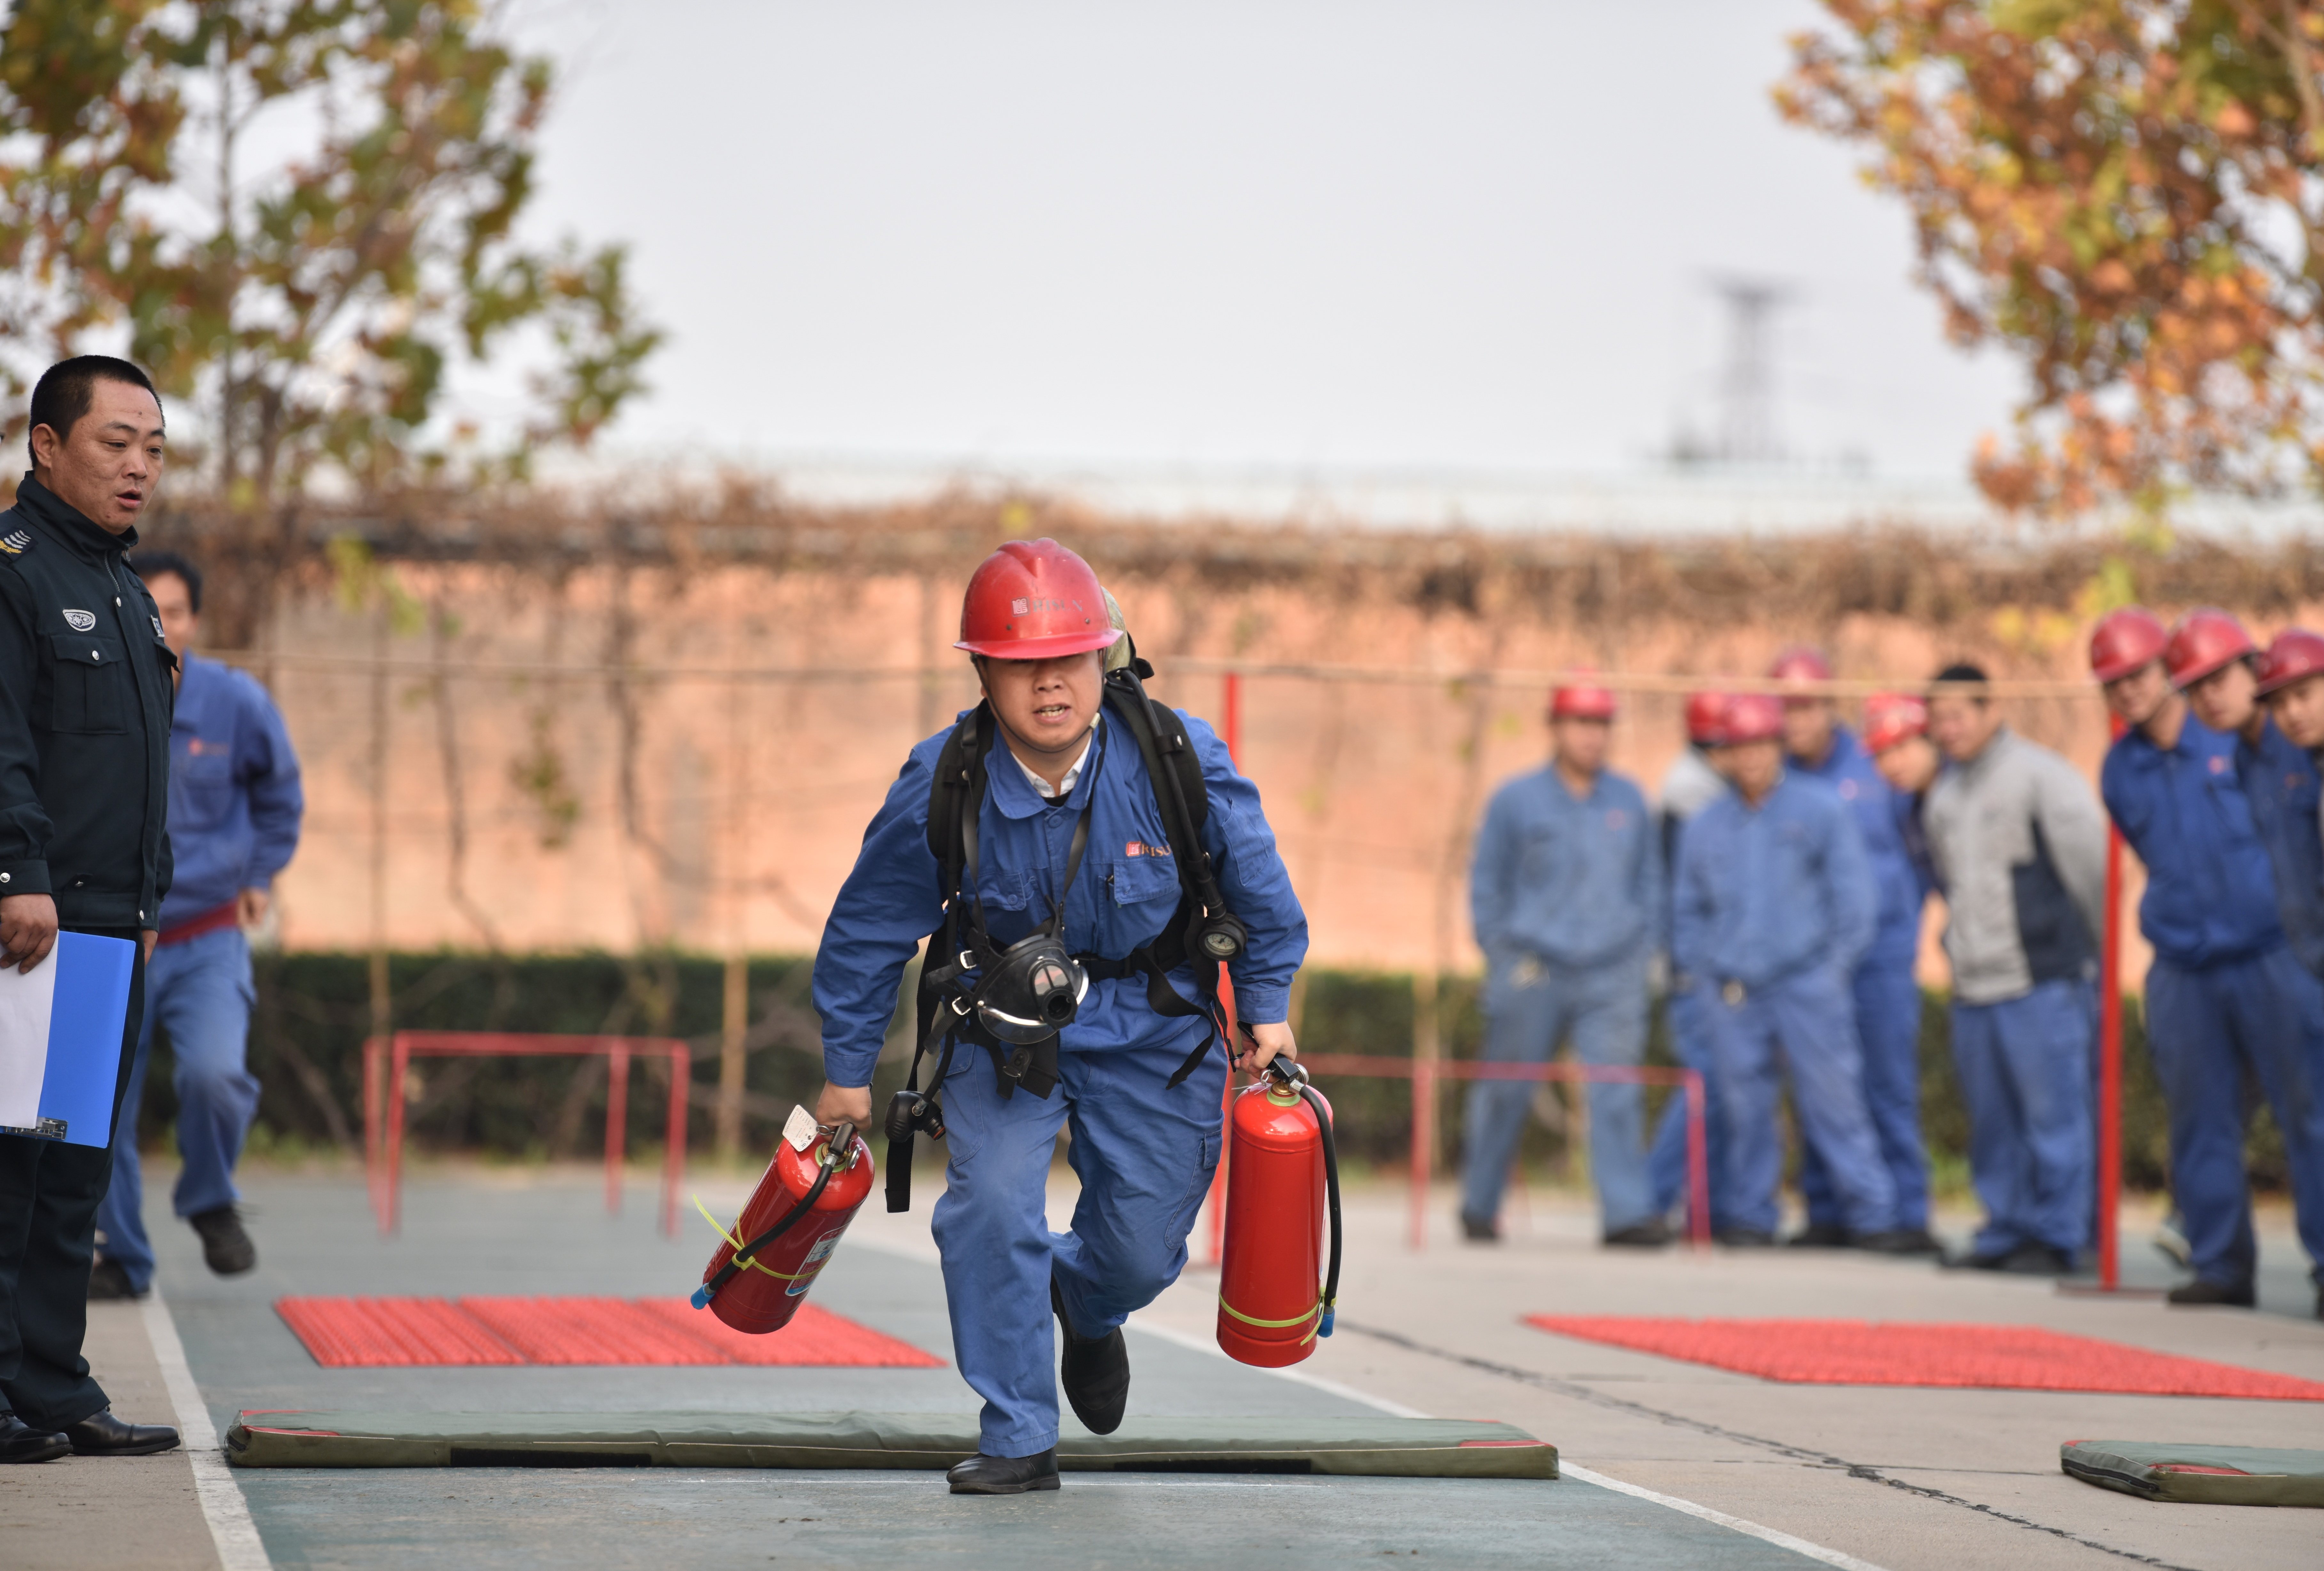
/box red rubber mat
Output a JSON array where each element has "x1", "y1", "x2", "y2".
[
  {"x1": 1526, "y1": 1316, "x2": 2324, "y2": 1401},
  {"x1": 276, "y1": 1296, "x2": 943, "y2": 1369}
]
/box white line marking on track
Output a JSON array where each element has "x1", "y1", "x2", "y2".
[
  {"x1": 141, "y1": 1289, "x2": 271, "y2": 1571},
  {"x1": 1559, "y1": 1464, "x2": 1894, "y2": 1571}
]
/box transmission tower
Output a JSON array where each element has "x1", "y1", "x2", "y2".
[{"x1": 1707, "y1": 275, "x2": 1796, "y2": 465}]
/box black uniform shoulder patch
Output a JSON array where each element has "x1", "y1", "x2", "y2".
[{"x1": 0, "y1": 528, "x2": 32, "y2": 557}]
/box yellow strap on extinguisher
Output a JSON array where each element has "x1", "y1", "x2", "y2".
[
  {"x1": 691, "y1": 1194, "x2": 822, "y2": 1283},
  {"x1": 1218, "y1": 1294, "x2": 1322, "y2": 1345}
]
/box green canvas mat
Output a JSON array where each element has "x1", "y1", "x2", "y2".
[
  {"x1": 2061, "y1": 1440, "x2": 2324, "y2": 1507},
  {"x1": 225, "y1": 1410, "x2": 1557, "y2": 1479}
]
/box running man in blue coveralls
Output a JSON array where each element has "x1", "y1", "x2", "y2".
[
  {"x1": 1461, "y1": 674, "x2": 1664, "y2": 1247},
  {"x1": 2254, "y1": 627, "x2": 2324, "y2": 1319},
  {"x1": 1648, "y1": 692, "x2": 1737, "y2": 1232},
  {"x1": 1924, "y1": 665, "x2": 2107, "y2": 1274},
  {"x1": 90, "y1": 552, "x2": 302, "y2": 1299},
  {"x1": 811, "y1": 540, "x2": 1306, "y2": 1495},
  {"x1": 1769, "y1": 649, "x2": 1938, "y2": 1253},
  {"x1": 2115, "y1": 608, "x2": 2324, "y2": 1313},
  {"x1": 1672, "y1": 693, "x2": 1912, "y2": 1249}
]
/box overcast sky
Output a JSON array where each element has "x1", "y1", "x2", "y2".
[{"x1": 506, "y1": 0, "x2": 2021, "y2": 486}]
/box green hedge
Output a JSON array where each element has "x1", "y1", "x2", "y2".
[{"x1": 131, "y1": 951, "x2": 2281, "y2": 1192}]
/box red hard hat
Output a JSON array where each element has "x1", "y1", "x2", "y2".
[
  {"x1": 2257, "y1": 628, "x2": 2324, "y2": 698},
  {"x1": 1721, "y1": 692, "x2": 1784, "y2": 744},
  {"x1": 956, "y1": 539, "x2": 1124, "y2": 660},
  {"x1": 2163, "y1": 607, "x2": 2257, "y2": 690},
  {"x1": 1684, "y1": 690, "x2": 1731, "y2": 746},
  {"x1": 1861, "y1": 692, "x2": 1928, "y2": 755},
  {"x1": 2088, "y1": 607, "x2": 2168, "y2": 683},
  {"x1": 1551, "y1": 671, "x2": 1618, "y2": 721},
  {"x1": 1768, "y1": 645, "x2": 1833, "y2": 685}
]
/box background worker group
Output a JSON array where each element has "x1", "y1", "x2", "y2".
[{"x1": 1459, "y1": 628, "x2": 2324, "y2": 1317}]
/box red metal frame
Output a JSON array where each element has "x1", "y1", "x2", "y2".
[
  {"x1": 363, "y1": 1031, "x2": 690, "y2": 1238},
  {"x1": 1296, "y1": 1052, "x2": 1713, "y2": 1251}
]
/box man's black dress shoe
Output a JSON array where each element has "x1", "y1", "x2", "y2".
[
  {"x1": 63, "y1": 1409, "x2": 179, "y2": 1456},
  {"x1": 1052, "y1": 1277, "x2": 1128, "y2": 1435},
  {"x1": 1458, "y1": 1211, "x2": 1500, "y2": 1243},
  {"x1": 1603, "y1": 1218, "x2": 1671, "y2": 1248},
  {"x1": 191, "y1": 1206, "x2": 256, "y2": 1276},
  {"x1": 1784, "y1": 1223, "x2": 1851, "y2": 1249},
  {"x1": 0, "y1": 1414, "x2": 72, "y2": 1464},
  {"x1": 947, "y1": 1448, "x2": 1060, "y2": 1495},
  {"x1": 2167, "y1": 1277, "x2": 2256, "y2": 1308}
]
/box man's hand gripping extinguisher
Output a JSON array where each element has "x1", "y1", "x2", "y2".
[
  {"x1": 1217, "y1": 1053, "x2": 1343, "y2": 1368},
  {"x1": 691, "y1": 1118, "x2": 873, "y2": 1335}
]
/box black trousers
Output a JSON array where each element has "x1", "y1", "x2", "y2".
[{"x1": 0, "y1": 927, "x2": 146, "y2": 1429}]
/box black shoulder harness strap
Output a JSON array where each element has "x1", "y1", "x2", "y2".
[{"x1": 885, "y1": 665, "x2": 1239, "y2": 1212}]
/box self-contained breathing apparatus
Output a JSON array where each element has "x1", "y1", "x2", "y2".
[{"x1": 884, "y1": 657, "x2": 1245, "y2": 1211}]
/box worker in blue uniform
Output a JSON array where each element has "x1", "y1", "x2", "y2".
[
  {"x1": 1769, "y1": 649, "x2": 1937, "y2": 1252},
  {"x1": 1648, "y1": 692, "x2": 1736, "y2": 1233},
  {"x1": 1672, "y1": 693, "x2": 1912, "y2": 1249},
  {"x1": 1462, "y1": 674, "x2": 1664, "y2": 1247},
  {"x1": 2256, "y1": 628, "x2": 2324, "y2": 1322},
  {"x1": 2100, "y1": 609, "x2": 2321, "y2": 1306},
  {"x1": 2119, "y1": 608, "x2": 2324, "y2": 1314},
  {"x1": 810, "y1": 540, "x2": 1307, "y2": 1495}
]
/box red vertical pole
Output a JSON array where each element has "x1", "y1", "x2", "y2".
[
  {"x1": 607, "y1": 1043, "x2": 630, "y2": 1216},
  {"x1": 1203, "y1": 670, "x2": 1244, "y2": 1267},
  {"x1": 2098, "y1": 816, "x2": 2125, "y2": 1290},
  {"x1": 1683, "y1": 1069, "x2": 1711, "y2": 1249},
  {"x1": 385, "y1": 1035, "x2": 408, "y2": 1235},
  {"x1": 664, "y1": 1046, "x2": 689, "y2": 1239}
]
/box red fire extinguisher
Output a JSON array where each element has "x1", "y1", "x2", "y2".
[
  {"x1": 1217, "y1": 1057, "x2": 1342, "y2": 1368},
  {"x1": 691, "y1": 1118, "x2": 873, "y2": 1334}
]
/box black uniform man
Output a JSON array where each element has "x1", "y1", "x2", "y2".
[{"x1": 0, "y1": 357, "x2": 182, "y2": 1463}]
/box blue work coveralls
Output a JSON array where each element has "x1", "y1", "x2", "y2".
[
  {"x1": 97, "y1": 652, "x2": 303, "y2": 1291},
  {"x1": 814, "y1": 711, "x2": 1306, "y2": 1459},
  {"x1": 1673, "y1": 772, "x2": 1895, "y2": 1237},
  {"x1": 1792, "y1": 726, "x2": 1933, "y2": 1235},
  {"x1": 2107, "y1": 716, "x2": 2324, "y2": 1290},
  {"x1": 1462, "y1": 765, "x2": 1662, "y2": 1234}
]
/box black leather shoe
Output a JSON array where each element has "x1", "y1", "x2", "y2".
[
  {"x1": 1784, "y1": 1222, "x2": 1851, "y2": 1249},
  {"x1": 190, "y1": 1206, "x2": 256, "y2": 1276},
  {"x1": 1602, "y1": 1218, "x2": 1671, "y2": 1247},
  {"x1": 1853, "y1": 1229, "x2": 1936, "y2": 1255},
  {"x1": 947, "y1": 1448, "x2": 1060, "y2": 1495},
  {"x1": 63, "y1": 1409, "x2": 179, "y2": 1457},
  {"x1": 1715, "y1": 1227, "x2": 1774, "y2": 1248},
  {"x1": 87, "y1": 1257, "x2": 146, "y2": 1301},
  {"x1": 1458, "y1": 1211, "x2": 1499, "y2": 1242},
  {"x1": 0, "y1": 1414, "x2": 72, "y2": 1464},
  {"x1": 1052, "y1": 1277, "x2": 1128, "y2": 1435},
  {"x1": 2168, "y1": 1277, "x2": 2257, "y2": 1308},
  {"x1": 1997, "y1": 1242, "x2": 2074, "y2": 1275}
]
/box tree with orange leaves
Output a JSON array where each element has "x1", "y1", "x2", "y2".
[{"x1": 1781, "y1": 1, "x2": 2324, "y2": 517}]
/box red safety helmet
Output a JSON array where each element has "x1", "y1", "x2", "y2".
[
  {"x1": 2163, "y1": 607, "x2": 2257, "y2": 690},
  {"x1": 956, "y1": 539, "x2": 1124, "y2": 660},
  {"x1": 1684, "y1": 690, "x2": 1731, "y2": 746},
  {"x1": 1861, "y1": 692, "x2": 1928, "y2": 755},
  {"x1": 1551, "y1": 670, "x2": 1618, "y2": 721},
  {"x1": 2087, "y1": 607, "x2": 2168, "y2": 683},
  {"x1": 1767, "y1": 644, "x2": 1833, "y2": 685},
  {"x1": 1720, "y1": 692, "x2": 1785, "y2": 744},
  {"x1": 2257, "y1": 628, "x2": 2324, "y2": 698}
]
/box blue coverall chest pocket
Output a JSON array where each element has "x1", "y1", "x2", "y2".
[
  {"x1": 39, "y1": 631, "x2": 130, "y2": 734},
  {"x1": 178, "y1": 742, "x2": 235, "y2": 813},
  {"x1": 1106, "y1": 855, "x2": 1179, "y2": 910}
]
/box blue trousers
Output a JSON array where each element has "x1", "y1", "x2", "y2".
[
  {"x1": 1459, "y1": 952, "x2": 1653, "y2": 1234},
  {"x1": 1801, "y1": 955, "x2": 1931, "y2": 1232},
  {"x1": 931, "y1": 1029, "x2": 1225, "y2": 1458},
  {"x1": 1649, "y1": 981, "x2": 1737, "y2": 1233},
  {"x1": 2146, "y1": 949, "x2": 2324, "y2": 1288},
  {"x1": 1950, "y1": 980, "x2": 2095, "y2": 1258},
  {"x1": 1699, "y1": 965, "x2": 1897, "y2": 1237},
  {"x1": 95, "y1": 927, "x2": 259, "y2": 1292}
]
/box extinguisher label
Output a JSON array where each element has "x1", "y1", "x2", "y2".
[{"x1": 786, "y1": 1229, "x2": 847, "y2": 1296}]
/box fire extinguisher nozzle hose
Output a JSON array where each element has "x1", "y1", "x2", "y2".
[
  {"x1": 690, "y1": 1284, "x2": 714, "y2": 1310},
  {"x1": 1295, "y1": 1082, "x2": 1343, "y2": 1338}
]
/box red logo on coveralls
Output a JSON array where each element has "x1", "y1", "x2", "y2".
[{"x1": 1125, "y1": 840, "x2": 1172, "y2": 857}]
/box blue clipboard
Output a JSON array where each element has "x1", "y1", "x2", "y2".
[{"x1": 0, "y1": 930, "x2": 134, "y2": 1147}]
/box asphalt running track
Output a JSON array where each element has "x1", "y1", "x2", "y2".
[{"x1": 135, "y1": 1171, "x2": 1865, "y2": 1570}]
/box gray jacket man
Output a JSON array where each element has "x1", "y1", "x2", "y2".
[{"x1": 1923, "y1": 668, "x2": 2108, "y2": 1273}]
